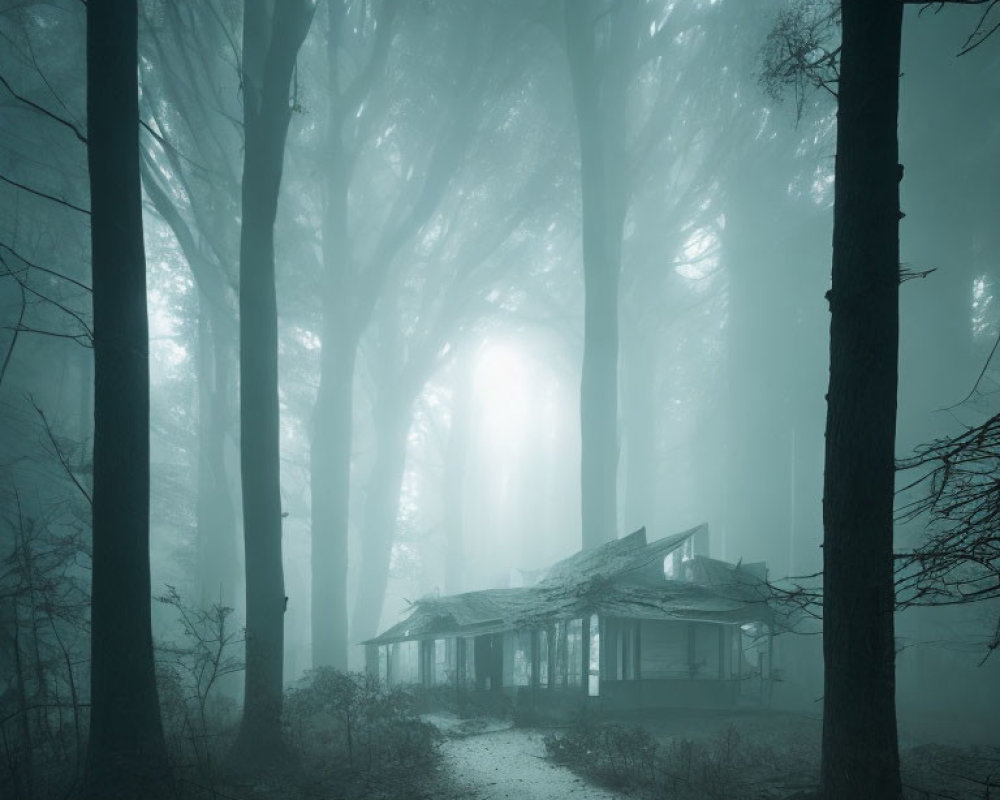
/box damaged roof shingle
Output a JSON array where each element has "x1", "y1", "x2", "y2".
[{"x1": 364, "y1": 524, "x2": 775, "y2": 645}]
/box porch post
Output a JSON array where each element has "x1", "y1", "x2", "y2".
[
  {"x1": 418, "y1": 640, "x2": 430, "y2": 687},
  {"x1": 581, "y1": 615, "x2": 591, "y2": 696},
  {"x1": 456, "y1": 637, "x2": 466, "y2": 690},
  {"x1": 767, "y1": 624, "x2": 775, "y2": 706},
  {"x1": 634, "y1": 620, "x2": 642, "y2": 680},
  {"x1": 547, "y1": 624, "x2": 557, "y2": 690},
  {"x1": 530, "y1": 630, "x2": 541, "y2": 691}
]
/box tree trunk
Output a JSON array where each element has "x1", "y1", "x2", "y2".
[
  {"x1": 621, "y1": 324, "x2": 655, "y2": 536},
  {"x1": 444, "y1": 360, "x2": 471, "y2": 595},
  {"x1": 821, "y1": 1, "x2": 903, "y2": 797},
  {"x1": 196, "y1": 301, "x2": 241, "y2": 610},
  {"x1": 310, "y1": 332, "x2": 356, "y2": 670},
  {"x1": 351, "y1": 394, "x2": 412, "y2": 647},
  {"x1": 84, "y1": 0, "x2": 171, "y2": 795},
  {"x1": 566, "y1": 0, "x2": 632, "y2": 550},
  {"x1": 231, "y1": 0, "x2": 314, "y2": 768},
  {"x1": 310, "y1": 0, "x2": 356, "y2": 670}
]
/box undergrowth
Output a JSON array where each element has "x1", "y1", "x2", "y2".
[
  {"x1": 283, "y1": 668, "x2": 441, "y2": 799},
  {"x1": 544, "y1": 718, "x2": 790, "y2": 799}
]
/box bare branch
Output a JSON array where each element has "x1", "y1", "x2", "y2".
[
  {"x1": 0, "y1": 282, "x2": 26, "y2": 388},
  {"x1": 0, "y1": 70, "x2": 87, "y2": 144},
  {"x1": 0, "y1": 241, "x2": 92, "y2": 292},
  {"x1": 0, "y1": 172, "x2": 90, "y2": 215},
  {"x1": 29, "y1": 396, "x2": 93, "y2": 506}
]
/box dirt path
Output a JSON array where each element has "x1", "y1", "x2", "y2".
[{"x1": 426, "y1": 716, "x2": 626, "y2": 800}]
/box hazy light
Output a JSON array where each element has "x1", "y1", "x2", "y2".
[
  {"x1": 473, "y1": 341, "x2": 528, "y2": 446},
  {"x1": 675, "y1": 227, "x2": 719, "y2": 281}
]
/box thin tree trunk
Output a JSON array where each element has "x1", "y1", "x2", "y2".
[
  {"x1": 821, "y1": 1, "x2": 903, "y2": 797},
  {"x1": 85, "y1": 0, "x2": 170, "y2": 794},
  {"x1": 231, "y1": 0, "x2": 314, "y2": 767}
]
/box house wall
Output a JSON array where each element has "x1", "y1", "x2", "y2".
[
  {"x1": 598, "y1": 677, "x2": 739, "y2": 709},
  {"x1": 378, "y1": 615, "x2": 768, "y2": 713},
  {"x1": 597, "y1": 617, "x2": 746, "y2": 709}
]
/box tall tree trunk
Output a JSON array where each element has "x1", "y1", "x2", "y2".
[
  {"x1": 196, "y1": 305, "x2": 240, "y2": 609},
  {"x1": 621, "y1": 324, "x2": 655, "y2": 535},
  {"x1": 310, "y1": 0, "x2": 356, "y2": 670},
  {"x1": 85, "y1": 0, "x2": 170, "y2": 795},
  {"x1": 444, "y1": 360, "x2": 471, "y2": 595},
  {"x1": 566, "y1": 0, "x2": 632, "y2": 550},
  {"x1": 231, "y1": 0, "x2": 314, "y2": 767},
  {"x1": 351, "y1": 394, "x2": 412, "y2": 647},
  {"x1": 310, "y1": 331, "x2": 356, "y2": 670},
  {"x1": 821, "y1": 1, "x2": 903, "y2": 797}
]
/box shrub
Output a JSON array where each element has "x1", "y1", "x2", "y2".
[
  {"x1": 154, "y1": 586, "x2": 243, "y2": 774},
  {"x1": 283, "y1": 668, "x2": 439, "y2": 788},
  {"x1": 545, "y1": 718, "x2": 778, "y2": 799}
]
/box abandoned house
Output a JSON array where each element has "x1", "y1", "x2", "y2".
[{"x1": 364, "y1": 525, "x2": 787, "y2": 710}]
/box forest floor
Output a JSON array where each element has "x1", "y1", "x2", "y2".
[
  {"x1": 423, "y1": 713, "x2": 627, "y2": 800},
  {"x1": 420, "y1": 708, "x2": 1000, "y2": 800}
]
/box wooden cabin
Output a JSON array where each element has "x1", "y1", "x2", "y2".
[{"x1": 364, "y1": 525, "x2": 779, "y2": 712}]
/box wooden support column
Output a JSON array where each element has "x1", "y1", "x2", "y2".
[
  {"x1": 634, "y1": 620, "x2": 642, "y2": 680},
  {"x1": 581, "y1": 615, "x2": 591, "y2": 696},
  {"x1": 687, "y1": 624, "x2": 696, "y2": 678},
  {"x1": 718, "y1": 625, "x2": 725, "y2": 680},
  {"x1": 548, "y1": 625, "x2": 558, "y2": 689},
  {"x1": 767, "y1": 624, "x2": 775, "y2": 706},
  {"x1": 456, "y1": 637, "x2": 466, "y2": 690},
  {"x1": 530, "y1": 630, "x2": 541, "y2": 691},
  {"x1": 418, "y1": 640, "x2": 431, "y2": 687}
]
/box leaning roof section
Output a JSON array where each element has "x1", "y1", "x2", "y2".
[{"x1": 363, "y1": 524, "x2": 774, "y2": 645}]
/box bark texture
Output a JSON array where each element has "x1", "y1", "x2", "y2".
[
  {"x1": 231, "y1": 0, "x2": 314, "y2": 767},
  {"x1": 85, "y1": 0, "x2": 170, "y2": 795},
  {"x1": 821, "y1": 1, "x2": 904, "y2": 797}
]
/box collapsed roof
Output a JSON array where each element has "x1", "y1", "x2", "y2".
[{"x1": 365, "y1": 525, "x2": 776, "y2": 645}]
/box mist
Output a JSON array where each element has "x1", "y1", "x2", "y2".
[{"x1": 1, "y1": 1, "x2": 998, "y2": 798}]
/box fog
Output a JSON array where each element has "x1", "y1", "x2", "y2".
[{"x1": 1, "y1": 0, "x2": 998, "y2": 797}]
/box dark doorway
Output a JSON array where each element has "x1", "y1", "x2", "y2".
[{"x1": 474, "y1": 634, "x2": 503, "y2": 691}]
